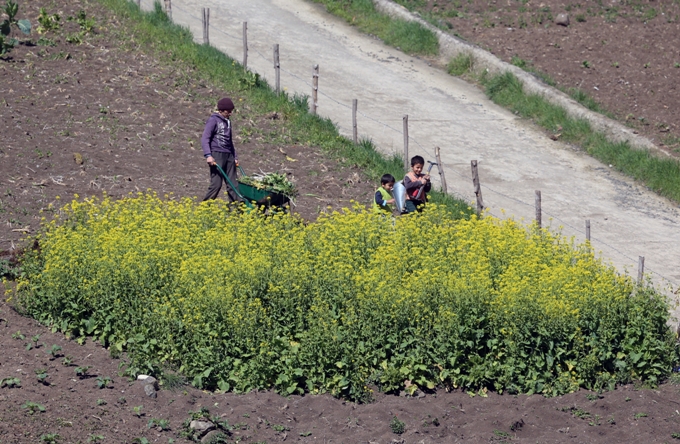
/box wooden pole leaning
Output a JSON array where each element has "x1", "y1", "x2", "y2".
[
  {"x1": 312, "y1": 64, "x2": 319, "y2": 115},
  {"x1": 434, "y1": 146, "x2": 447, "y2": 194},
  {"x1": 403, "y1": 115, "x2": 409, "y2": 171},
  {"x1": 136, "y1": 0, "x2": 141, "y2": 8},
  {"x1": 202, "y1": 8, "x2": 210, "y2": 45},
  {"x1": 352, "y1": 99, "x2": 358, "y2": 144},
  {"x1": 638, "y1": 256, "x2": 645, "y2": 284},
  {"x1": 164, "y1": 0, "x2": 171, "y2": 19},
  {"x1": 242, "y1": 22, "x2": 248, "y2": 69},
  {"x1": 535, "y1": 190, "x2": 542, "y2": 228},
  {"x1": 471, "y1": 160, "x2": 484, "y2": 216},
  {"x1": 273, "y1": 44, "x2": 280, "y2": 94},
  {"x1": 585, "y1": 219, "x2": 591, "y2": 241}
]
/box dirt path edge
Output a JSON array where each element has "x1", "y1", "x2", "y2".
[{"x1": 372, "y1": 0, "x2": 666, "y2": 158}]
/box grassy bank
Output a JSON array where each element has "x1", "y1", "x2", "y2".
[
  {"x1": 449, "y1": 59, "x2": 680, "y2": 203},
  {"x1": 100, "y1": 0, "x2": 466, "y2": 214},
  {"x1": 309, "y1": 0, "x2": 439, "y2": 56}
]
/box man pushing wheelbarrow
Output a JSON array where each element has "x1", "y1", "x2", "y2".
[{"x1": 201, "y1": 97, "x2": 241, "y2": 202}]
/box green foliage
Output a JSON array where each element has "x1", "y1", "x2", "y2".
[
  {"x1": 310, "y1": 0, "x2": 438, "y2": 55},
  {"x1": 96, "y1": 376, "x2": 112, "y2": 389},
  {"x1": 22, "y1": 401, "x2": 46, "y2": 415},
  {"x1": 482, "y1": 71, "x2": 680, "y2": 203},
  {"x1": 390, "y1": 416, "x2": 406, "y2": 434},
  {"x1": 75, "y1": 366, "x2": 91, "y2": 377},
  {"x1": 0, "y1": 377, "x2": 21, "y2": 388},
  {"x1": 133, "y1": 405, "x2": 144, "y2": 417},
  {"x1": 240, "y1": 172, "x2": 298, "y2": 198},
  {"x1": 48, "y1": 344, "x2": 63, "y2": 358},
  {"x1": 447, "y1": 53, "x2": 474, "y2": 76},
  {"x1": 37, "y1": 8, "x2": 60, "y2": 34},
  {"x1": 35, "y1": 368, "x2": 48, "y2": 384},
  {"x1": 148, "y1": 418, "x2": 171, "y2": 430},
  {"x1": 17, "y1": 193, "x2": 678, "y2": 401},
  {"x1": 40, "y1": 433, "x2": 60, "y2": 443},
  {"x1": 1, "y1": 0, "x2": 30, "y2": 55}
]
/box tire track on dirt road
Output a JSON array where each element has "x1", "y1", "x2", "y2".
[{"x1": 141, "y1": 0, "x2": 680, "y2": 313}]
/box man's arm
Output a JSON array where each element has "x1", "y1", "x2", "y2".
[{"x1": 201, "y1": 117, "x2": 215, "y2": 158}]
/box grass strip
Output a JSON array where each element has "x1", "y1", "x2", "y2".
[
  {"x1": 99, "y1": 0, "x2": 467, "y2": 215},
  {"x1": 309, "y1": 0, "x2": 439, "y2": 56},
  {"x1": 477, "y1": 69, "x2": 680, "y2": 203}
]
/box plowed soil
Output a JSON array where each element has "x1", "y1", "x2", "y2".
[
  {"x1": 404, "y1": 0, "x2": 680, "y2": 155},
  {"x1": 3, "y1": 0, "x2": 680, "y2": 443}
]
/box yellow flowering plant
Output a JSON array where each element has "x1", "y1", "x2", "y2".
[{"x1": 14, "y1": 193, "x2": 678, "y2": 400}]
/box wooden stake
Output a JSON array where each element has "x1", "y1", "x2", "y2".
[
  {"x1": 164, "y1": 0, "x2": 171, "y2": 19},
  {"x1": 202, "y1": 8, "x2": 210, "y2": 45},
  {"x1": 312, "y1": 64, "x2": 319, "y2": 115},
  {"x1": 535, "y1": 190, "x2": 542, "y2": 228},
  {"x1": 585, "y1": 219, "x2": 591, "y2": 241},
  {"x1": 136, "y1": 0, "x2": 140, "y2": 8},
  {"x1": 434, "y1": 146, "x2": 447, "y2": 194},
  {"x1": 638, "y1": 256, "x2": 645, "y2": 284},
  {"x1": 403, "y1": 115, "x2": 409, "y2": 171},
  {"x1": 351, "y1": 99, "x2": 358, "y2": 144},
  {"x1": 242, "y1": 22, "x2": 248, "y2": 69},
  {"x1": 273, "y1": 44, "x2": 280, "y2": 94},
  {"x1": 471, "y1": 160, "x2": 484, "y2": 215}
]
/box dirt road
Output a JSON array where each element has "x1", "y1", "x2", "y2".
[{"x1": 142, "y1": 0, "x2": 680, "y2": 308}]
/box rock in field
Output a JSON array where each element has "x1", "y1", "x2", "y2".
[{"x1": 555, "y1": 13, "x2": 570, "y2": 26}]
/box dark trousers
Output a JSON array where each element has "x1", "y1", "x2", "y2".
[
  {"x1": 203, "y1": 151, "x2": 240, "y2": 202},
  {"x1": 404, "y1": 199, "x2": 425, "y2": 213}
]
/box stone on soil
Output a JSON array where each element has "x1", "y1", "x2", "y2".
[{"x1": 555, "y1": 13, "x2": 570, "y2": 26}]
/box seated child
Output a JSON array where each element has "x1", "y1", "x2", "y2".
[
  {"x1": 373, "y1": 174, "x2": 396, "y2": 213},
  {"x1": 403, "y1": 155, "x2": 431, "y2": 213}
]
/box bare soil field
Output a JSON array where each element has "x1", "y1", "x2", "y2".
[
  {"x1": 3, "y1": 0, "x2": 680, "y2": 442},
  {"x1": 401, "y1": 0, "x2": 680, "y2": 155}
]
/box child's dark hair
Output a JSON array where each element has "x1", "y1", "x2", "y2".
[
  {"x1": 411, "y1": 155, "x2": 425, "y2": 166},
  {"x1": 381, "y1": 173, "x2": 395, "y2": 185}
]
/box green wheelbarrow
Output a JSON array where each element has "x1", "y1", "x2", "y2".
[{"x1": 214, "y1": 163, "x2": 291, "y2": 210}]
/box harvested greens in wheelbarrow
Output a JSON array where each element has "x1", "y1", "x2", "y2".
[{"x1": 239, "y1": 171, "x2": 298, "y2": 199}]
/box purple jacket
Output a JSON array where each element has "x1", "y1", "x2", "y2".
[{"x1": 201, "y1": 113, "x2": 237, "y2": 159}]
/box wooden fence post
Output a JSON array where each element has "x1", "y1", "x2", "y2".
[
  {"x1": 312, "y1": 64, "x2": 319, "y2": 115},
  {"x1": 585, "y1": 219, "x2": 591, "y2": 241},
  {"x1": 136, "y1": 0, "x2": 140, "y2": 8},
  {"x1": 434, "y1": 146, "x2": 447, "y2": 194},
  {"x1": 202, "y1": 8, "x2": 210, "y2": 45},
  {"x1": 242, "y1": 22, "x2": 248, "y2": 69},
  {"x1": 403, "y1": 115, "x2": 409, "y2": 171},
  {"x1": 638, "y1": 256, "x2": 645, "y2": 284},
  {"x1": 471, "y1": 160, "x2": 484, "y2": 215},
  {"x1": 164, "y1": 0, "x2": 171, "y2": 19},
  {"x1": 535, "y1": 190, "x2": 542, "y2": 228},
  {"x1": 352, "y1": 99, "x2": 358, "y2": 144},
  {"x1": 273, "y1": 44, "x2": 280, "y2": 94}
]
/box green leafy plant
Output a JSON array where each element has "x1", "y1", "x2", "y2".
[
  {"x1": 87, "y1": 435, "x2": 104, "y2": 443},
  {"x1": 300, "y1": 431, "x2": 312, "y2": 437},
  {"x1": 132, "y1": 438, "x2": 149, "y2": 444},
  {"x1": 0, "y1": 377, "x2": 21, "y2": 388},
  {"x1": 75, "y1": 10, "x2": 95, "y2": 34},
  {"x1": 582, "y1": 60, "x2": 591, "y2": 68},
  {"x1": 493, "y1": 430, "x2": 511, "y2": 437},
  {"x1": 96, "y1": 376, "x2": 112, "y2": 389},
  {"x1": 36, "y1": 8, "x2": 60, "y2": 34},
  {"x1": 133, "y1": 405, "x2": 144, "y2": 417},
  {"x1": 148, "y1": 418, "x2": 171, "y2": 431},
  {"x1": 40, "y1": 433, "x2": 60, "y2": 443},
  {"x1": 672, "y1": 432, "x2": 680, "y2": 439},
  {"x1": 61, "y1": 356, "x2": 73, "y2": 366},
  {"x1": 11, "y1": 331, "x2": 24, "y2": 340},
  {"x1": 75, "y1": 366, "x2": 91, "y2": 378},
  {"x1": 390, "y1": 416, "x2": 406, "y2": 434},
  {"x1": 35, "y1": 368, "x2": 49, "y2": 385},
  {"x1": 1, "y1": 0, "x2": 30, "y2": 55},
  {"x1": 272, "y1": 424, "x2": 288, "y2": 433},
  {"x1": 22, "y1": 401, "x2": 46, "y2": 415},
  {"x1": 239, "y1": 171, "x2": 298, "y2": 198},
  {"x1": 96, "y1": 399, "x2": 107, "y2": 406},
  {"x1": 48, "y1": 344, "x2": 63, "y2": 359},
  {"x1": 634, "y1": 412, "x2": 648, "y2": 419}
]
